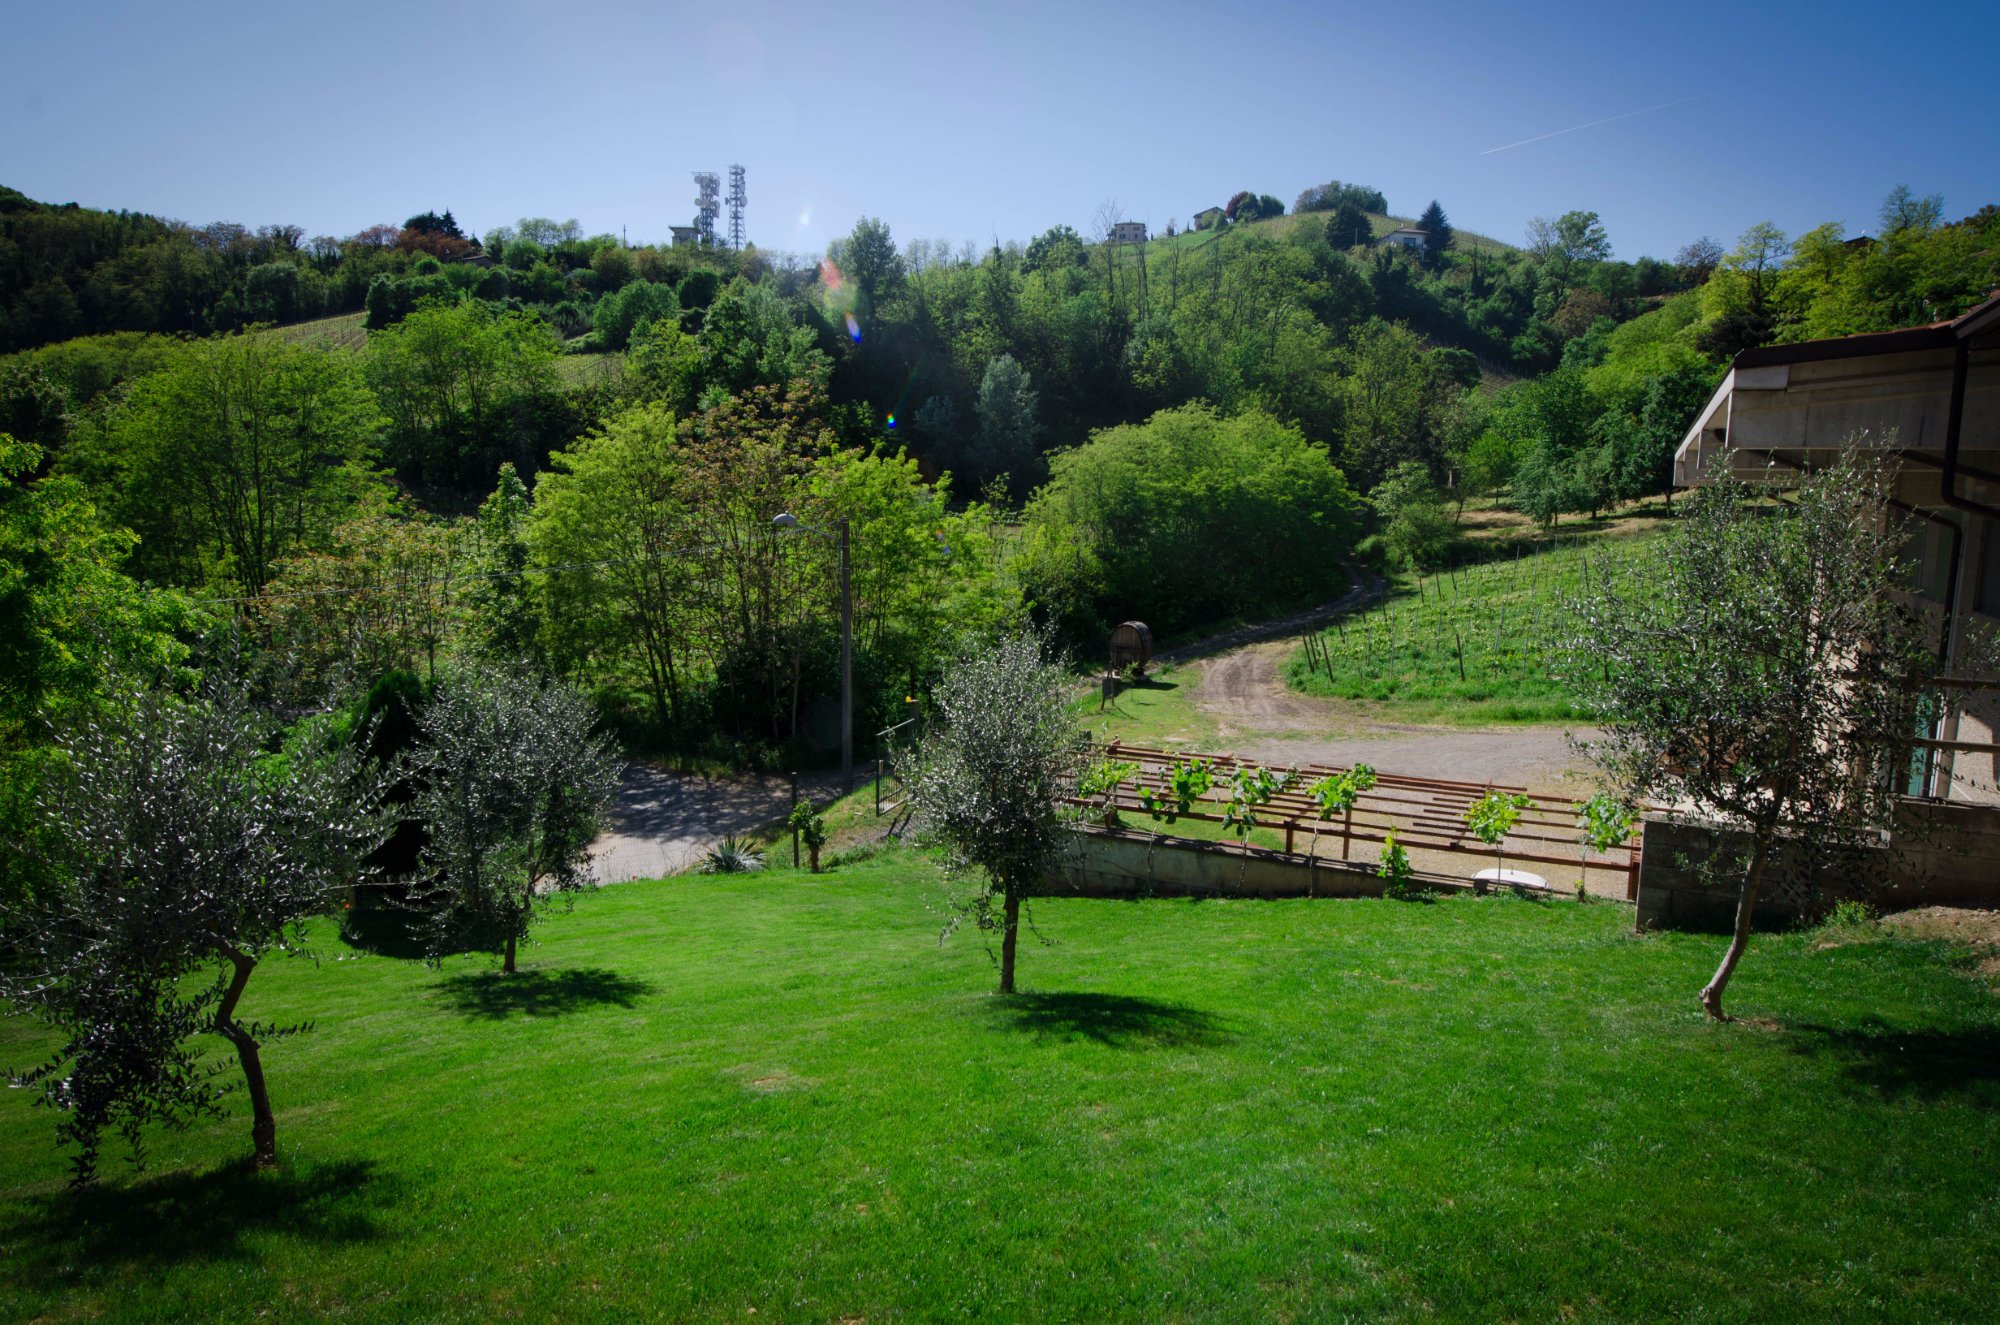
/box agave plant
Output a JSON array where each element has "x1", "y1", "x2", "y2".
[{"x1": 700, "y1": 834, "x2": 766, "y2": 874}]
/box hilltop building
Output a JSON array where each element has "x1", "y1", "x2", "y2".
[
  {"x1": 1381, "y1": 226, "x2": 1429, "y2": 250},
  {"x1": 1109, "y1": 221, "x2": 1148, "y2": 245},
  {"x1": 1192, "y1": 207, "x2": 1224, "y2": 231}
]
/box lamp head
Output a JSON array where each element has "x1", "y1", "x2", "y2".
[{"x1": 771, "y1": 513, "x2": 800, "y2": 529}]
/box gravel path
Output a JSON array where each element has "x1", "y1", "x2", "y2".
[{"x1": 591, "y1": 764, "x2": 846, "y2": 883}]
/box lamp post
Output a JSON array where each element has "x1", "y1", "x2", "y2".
[{"x1": 772, "y1": 513, "x2": 853, "y2": 787}]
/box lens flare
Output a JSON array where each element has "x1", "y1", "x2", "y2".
[
  {"x1": 885, "y1": 413, "x2": 897, "y2": 429},
  {"x1": 844, "y1": 311, "x2": 861, "y2": 342},
  {"x1": 819, "y1": 257, "x2": 844, "y2": 292}
]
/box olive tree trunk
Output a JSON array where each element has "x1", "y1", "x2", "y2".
[
  {"x1": 214, "y1": 946, "x2": 278, "y2": 1168},
  {"x1": 1700, "y1": 831, "x2": 1770, "y2": 1022},
  {"x1": 998, "y1": 885, "x2": 1021, "y2": 995}
]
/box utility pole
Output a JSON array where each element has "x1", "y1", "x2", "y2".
[
  {"x1": 773, "y1": 512, "x2": 854, "y2": 788},
  {"x1": 838, "y1": 516, "x2": 853, "y2": 788}
]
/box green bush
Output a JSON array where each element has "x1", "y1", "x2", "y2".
[{"x1": 1019, "y1": 403, "x2": 1358, "y2": 637}]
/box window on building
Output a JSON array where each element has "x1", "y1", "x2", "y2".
[
  {"x1": 1901, "y1": 518, "x2": 1954, "y2": 603},
  {"x1": 1976, "y1": 518, "x2": 2000, "y2": 617}
]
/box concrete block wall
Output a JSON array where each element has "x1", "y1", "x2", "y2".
[
  {"x1": 1634, "y1": 799, "x2": 2000, "y2": 932},
  {"x1": 1039, "y1": 827, "x2": 1462, "y2": 901}
]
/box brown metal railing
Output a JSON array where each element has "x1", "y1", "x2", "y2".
[{"x1": 1068, "y1": 740, "x2": 1642, "y2": 898}]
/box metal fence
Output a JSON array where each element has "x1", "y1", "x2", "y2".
[{"x1": 874, "y1": 717, "x2": 918, "y2": 817}]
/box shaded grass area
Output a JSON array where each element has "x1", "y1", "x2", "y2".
[
  {"x1": 3, "y1": 853, "x2": 1998, "y2": 1322},
  {"x1": 1075, "y1": 666, "x2": 1221, "y2": 750},
  {"x1": 1288, "y1": 521, "x2": 1665, "y2": 725}
]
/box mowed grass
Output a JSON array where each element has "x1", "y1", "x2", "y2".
[
  {"x1": 2, "y1": 853, "x2": 1998, "y2": 1322},
  {"x1": 1075, "y1": 663, "x2": 1222, "y2": 751},
  {"x1": 1288, "y1": 523, "x2": 1665, "y2": 725}
]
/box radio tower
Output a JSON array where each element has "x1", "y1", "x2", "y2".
[
  {"x1": 726, "y1": 164, "x2": 747, "y2": 250},
  {"x1": 692, "y1": 172, "x2": 721, "y2": 245}
]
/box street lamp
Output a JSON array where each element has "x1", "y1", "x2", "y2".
[{"x1": 772, "y1": 513, "x2": 853, "y2": 787}]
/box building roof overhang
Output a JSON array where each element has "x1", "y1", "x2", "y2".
[{"x1": 1673, "y1": 289, "x2": 2000, "y2": 489}]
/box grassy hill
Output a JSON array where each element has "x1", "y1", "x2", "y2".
[
  {"x1": 1139, "y1": 209, "x2": 1522, "y2": 259},
  {"x1": 2, "y1": 852, "x2": 1996, "y2": 1322}
]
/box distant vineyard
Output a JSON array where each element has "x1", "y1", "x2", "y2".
[
  {"x1": 275, "y1": 311, "x2": 368, "y2": 351},
  {"x1": 1287, "y1": 531, "x2": 1663, "y2": 724},
  {"x1": 555, "y1": 352, "x2": 621, "y2": 386}
]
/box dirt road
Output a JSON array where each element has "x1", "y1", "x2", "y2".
[{"x1": 1189, "y1": 640, "x2": 1598, "y2": 794}]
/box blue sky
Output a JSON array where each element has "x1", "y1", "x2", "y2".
[{"x1": 4, "y1": 0, "x2": 1995, "y2": 262}]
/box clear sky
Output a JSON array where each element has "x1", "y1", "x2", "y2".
[{"x1": 4, "y1": 0, "x2": 1995, "y2": 262}]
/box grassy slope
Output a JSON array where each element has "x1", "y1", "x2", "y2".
[
  {"x1": 1286, "y1": 506, "x2": 1669, "y2": 726},
  {"x1": 2, "y1": 855, "x2": 1996, "y2": 1323},
  {"x1": 272, "y1": 311, "x2": 368, "y2": 351},
  {"x1": 1076, "y1": 661, "x2": 1221, "y2": 752}
]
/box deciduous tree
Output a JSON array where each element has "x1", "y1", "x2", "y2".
[
  {"x1": 364, "y1": 301, "x2": 563, "y2": 488},
  {"x1": 972, "y1": 354, "x2": 1041, "y2": 497},
  {"x1": 1371, "y1": 461, "x2": 1455, "y2": 571},
  {"x1": 94, "y1": 333, "x2": 386, "y2": 590}
]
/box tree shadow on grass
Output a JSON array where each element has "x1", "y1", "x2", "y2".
[
  {"x1": 989, "y1": 991, "x2": 1234, "y2": 1049},
  {"x1": 339, "y1": 901, "x2": 506, "y2": 962},
  {"x1": 1786, "y1": 1019, "x2": 2000, "y2": 1105},
  {"x1": 434, "y1": 967, "x2": 655, "y2": 1020},
  {"x1": 1, "y1": 1157, "x2": 390, "y2": 1288}
]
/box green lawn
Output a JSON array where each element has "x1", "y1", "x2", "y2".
[
  {"x1": 1075, "y1": 662, "x2": 1222, "y2": 751},
  {"x1": 3, "y1": 853, "x2": 1996, "y2": 1322},
  {"x1": 1288, "y1": 523, "x2": 1665, "y2": 725}
]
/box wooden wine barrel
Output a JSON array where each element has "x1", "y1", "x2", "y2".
[{"x1": 1108, "y1": 621, "x2": 1154, "y2": 676}]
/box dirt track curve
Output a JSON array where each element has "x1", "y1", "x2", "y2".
[
  {"x1": 1186, "y1": 638, "x2": 1595, "y2": 792},
  {"x1": 1161, "y1": 574, "x2": 1598, "y2": 794}
]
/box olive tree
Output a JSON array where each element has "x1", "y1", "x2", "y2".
[
  {"x1": 410, "y1": 667, "x2": 619, "y2": 973},
  {"x1": 1565, "y1": 448, "x2": 1937, "y2": 1020},
  {"x1": 1, "y1": 681, "x2": 388, "y2": 1180},
  {"x1": 905, "y1": 632, "x2": 1076, "y2": 994}
]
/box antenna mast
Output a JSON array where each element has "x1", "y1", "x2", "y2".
[
  {"x1": 693, "y1": 172, "x2": 721, "y2": 246},
  {"x1": 727, "y1": 164, "x2": 747, "y2": 250}
]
